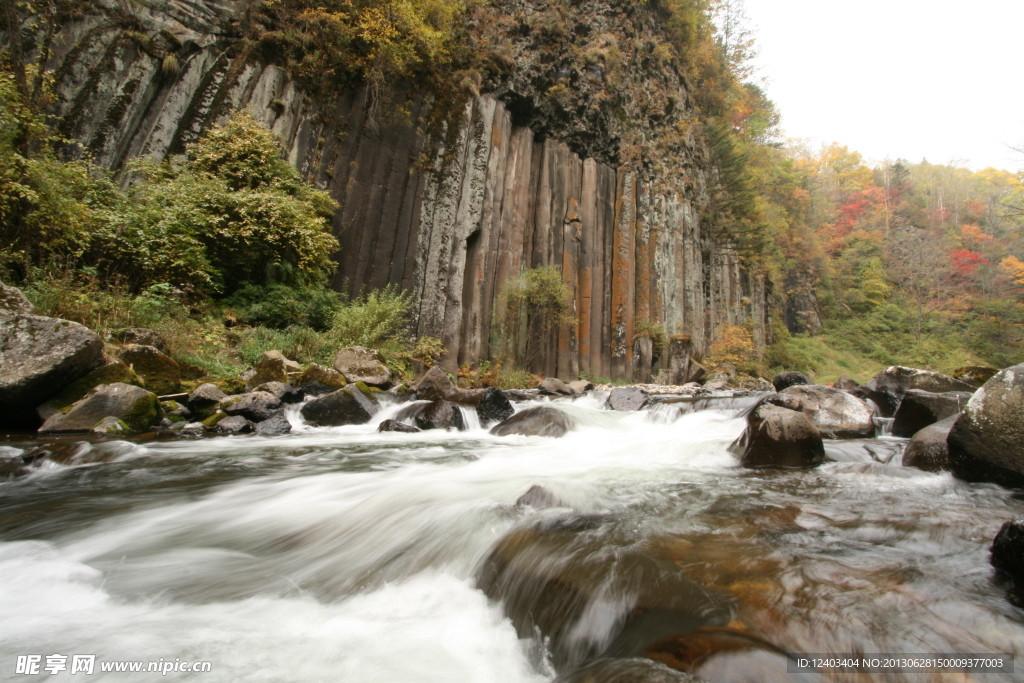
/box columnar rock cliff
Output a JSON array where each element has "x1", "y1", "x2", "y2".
[{"x1": 41, "y1": 0, "x2": 770, "y2": 379}]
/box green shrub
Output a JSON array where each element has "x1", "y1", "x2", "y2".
[
  {"x1": 223, "y1": 281, "x2": 342, "y2": 330},
  {"x1": 496, "y1": 266, "x2": 575, "y2": 367}
]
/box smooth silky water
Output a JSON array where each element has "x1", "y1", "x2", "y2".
[{"x1": 1, "y1": 395, "x2": 1023, "y2": 682}]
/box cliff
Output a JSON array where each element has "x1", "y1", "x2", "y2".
[{"x1": 41, "y1": 0, "x2": 770, "y2": 380}]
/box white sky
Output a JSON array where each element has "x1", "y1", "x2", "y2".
[{"x1": 742, "y1": 0, "x2": 1024, "y2": 171}]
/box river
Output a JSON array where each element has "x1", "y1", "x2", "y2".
[{"x1": 1, "y1": 393, "x2": 1022, "y2": 681}]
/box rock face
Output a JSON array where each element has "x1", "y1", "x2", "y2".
[
  {"x1": 860, "y1": 366, "x2": 975, "y2": 417},
  {"x1": 891, "y1": 390, "x2": 972, "y2": 437},
  {"x1": 991, "y1": 519, "x2": 1024, "y2": 585},
  {"x1": 39, "y1": 383, "x2": 161, "y2": 434},
  {"x1": 36, "y1": 361, "x2": 143, "y2": 421},
  {"x1": 300, "y1": 385, "x2": 379, "y2": 426},
  {"x1": 476, "y1": 387, "x2": 514, "y2": 427},
  {"x1": 0, "y1": 315, "x2": 105, "y2": 419},
  {"x1": 768, "y1": 385, "x2": 874, "y2": 439},
  {"x1": 729, "y1": 403, "x2": 825, "y2": 469},
  {"x1": 902, "y1": 414, "x2": 959, "y2": 472},
  {"x1": 0, "y1": 282, "x2": 35, "y2": 319},
  {"x1": 948, "y1": 364, "x2": 1024, "y2": 487},
  {"x1": 119, "y1": 344, "x2": 181, "y2": 395},
  {"x1": 490, "y1": 406, "x2": 577, "y2": 438},
  {"x1": 297, "y1": 364, "x2": 347, "y2": 396},
  {"x1": 772, "y1": 371, "x2": 811, "y2": 392},
  {"x1": 608, "y1": 387, "x2": 650, "y2": 412},
  {"x1": 333, "y1": 347, "x2": 392, "y2": 388}
]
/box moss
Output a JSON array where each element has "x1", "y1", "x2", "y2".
[
  {"x1": 207, "y1": 377, "x2": 247, "y2": 395},
  {"x1": 202, "y1": 412, "x2": 227, "y2": 428},
  {"x1": 121, "y1": 392, "x2": 161, "y2": 431},
  {"x1": 353, "y1": 381, "x2": 380, "y2": 401},
  {"x1": 92, "y1": 417, "x2": 130, "y2": 434},
  {"x1": 160, "y1": 400, "x2": 181, "y2": 411},
  {"x1": 166, "y1": 414, "x2": 187, "y2": 424}
]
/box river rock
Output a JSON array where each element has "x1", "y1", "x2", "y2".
[
  {"x1": 300, "y1": 385, "x2": 379, "y2": 426},
  {"x1": 834, "y1": 375, "x2": 859, "y2": 390},
  {"x1": 0, "y1": 282, "x2": 35, "y2": 319},
  {"x1": 220, "y1": 391, "x2": 282, "y2": 423},
  {"x1": 949, "y1": 363, "x2": 1024, "y2": 487},
  {"x1": 378, "y1": 419, "x2": 421, "y2": 433},
  {"x1": 333, "y1": 346, "x2": 392, "y2": 388},
  {"x1": 891, "y1": 389, "x2": 972, "y2": 437},
  {"x1": 116, "y1": 328, "x2": 169, "y2": 354},
  {"x1": 0, "y1": 314, "x2": 105, "y2": 419},
  {"x1": 490, "y1": 406, "x2": 577, "y2": 438},
  {"x1": 260, "y1": 350, "x2": 302, "y2": 373},
  {"x1": 187, "y1": 383, "x2": 228, "y2": 418},
  {"x1": 476, "y1": 387, "x2": 514, "y2": 426},
  {"x1": 538, "y1": 377, "x2": 575, "y2": 395},
  {"x1": 39, "y1": 382, "x2": 161, "y2": 434},
  {"x1": 253, "y1": 381, "x2": 303, "y2": 404},
  {"x1": 214, "y1": 415, "x2": 252, "y2": 434},
  {"x1": 902, "y1": 414, "x2": 958, "y2": 472},
  {"x1": 245, "y1": 355, "x2": 288, "y2": 388},
  {"x1": 729, "y1": 403, "x2": 825, "y2": 469},
  {"x1": 414, "y1": 365, "x2": 455, "y2": 401},
  {"x1": 119, "y1": 344, "x2": 181, "y2": 395},
  {"x1": 297, "y1": 363, "x2": 347, "y2": 396},
  {"x1": 515, "y1": 484, "x2": 563, "y2": 510},
  {"x1": 92, "y1": 416, "x2": 130, "y2": 435},
  {"x1": 861, "y1": 366, "x2": 975, "y2": 417},
  {"x1": 568, "y1": 380, "x2": 596, "y2": 394},
  {"x1": 36, "y1": 361, "x2": 143, "y2": 421},
  {"x1": 174, "y1": 421, "x2": 206, "y2": 437},
  {"x1": 160, "y1": 399, "x2": 192, "y2": 422},
  {"x1": 504, "y1": 389, "x2": 540, "y2": 402},
  {"x1": 416, "y1": 400, "x2": 466, "y2": 431},
  {"x1": 954, "y1": 365, "x2": 998, "y2": 387},
  {"x1": 767, "y1": 384, "x2": 874, "y2": 439},
  {"x1": 991, "y1": 519, "x2": 1024, "y2": 585},
  {"x1": 254, "y1": 413, "x2": 292, "y2": 435},
  {"x1": 608, "y1": 386, "x2": 650, "y2": 411},
  {"x1": 772, "y1": 371, "x2": 811, "y2": 391}
]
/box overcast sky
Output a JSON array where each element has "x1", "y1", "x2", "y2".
[{"x1": 742, "y1": 0, "x2": 1024, "y2": 171}]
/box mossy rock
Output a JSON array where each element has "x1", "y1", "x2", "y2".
[
  {"x1": 353, "y1": 381, "x2": 382, "y2": 401},
  {"x1": 160, "y1": 400, "x2": 182, "y2": 412},
  {"x1": 38, "y1": 383, "x2": 161, "y2": 434},
  {"x1": 208, "y1": 377, "x2": 247, "y2": 395},
  {"x1": 202, "y1": 412, "x2": 227, "y2": 428},
  {"x1": 119, "y1": 344, "x2": 181, "y2": 395},
  {"x1": 37, "y1": 361, "x2": 144, "y2": 421},
  {"x1": 92, "y1": 416, "x2": 130, "y2": 435}
]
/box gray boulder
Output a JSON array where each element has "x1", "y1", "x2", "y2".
[
  {"x1": 92, "y1": 416, "x2": 130, "y2": 435},
  {"x1": 861, "y1": 366, "x2": 975, "y2": 417},
  {"x1": 187, "y1": 383, "x2": 228, "y2": 418},
  {"x1": 413, "y1": 365, "x2": 455, "y2": 401},
  {"x1": 118, "y1": 344, "x2": 181, "y2": 395},
  {"x1": 476, "y1": 387, "x2": 514, "y2": 427},
  {"x1": 490, "y1": 406, "x2": 578, "y2": 438},
  {"x1": 608, "y1": 387, "x2": 650, "y2": 412},
  {"x1": 0, "y1": 282, "x2": 35, "y2": 319},
  {"x1": 378, "y1": 419, "x2": 421, "y2": 433},
  {"x1": 214, "y1": 415, "x2": 253, "y2": 434},
  {"x1": 260, "y1": 350, "x2": 302, "y2": 373},
  {"x1": 949, "y1": 363, "x2": 1024, "y2": 487},
  {"x1": 254, "y1": 381, "x2": 303, "y2": 404},
  {"x1": 834, "y1": 375, "x2": 859, "y2": 390},
  {"x1": 36, "y1": 361, "x2": 143, "y2": 421},
  {"x1": 902, "y1": 414, "x2": 959, "y2": 472},
  {"x1": 729, "y1": 402, "x2": 825, "y2": 469},
  {"x1": 394, "y1": 400, "x2": 466, "y2": 431},
  {"x1": 297, "y1": 363, "x2": 347, "y2": 396},
  {"x1": 891, "y1": 389, "x2": 972, "y2": 437},
  {"x1": 538, "y1": 378, "x2": 574, "y2": 396},
  {"x1": 0, "y1": 314, "x2": 104, "y2": 417},
  {"x1": 39, "y1": 383, "x2": 161, "y2": 434},
  {"x1": 301, "y1": 385, "x2": 379, "y2": 426},
  {"x1": 173, "y1": 422, "x2": 207, "y2": 437},
  {"x1": 243, "y1": 355, "x2": 288, "y2": 388},
  {"x1": 772, "y1": 371, "x2": 811, "y2": 391},
  {"x1": 768, "y1": 384, "x2": 874, "y2": 439},
  {"x1": 333, "y1": 346, "x2": 392, "y2": 388},
  {"x1": 254, "y1": 413, "x2": 292, "y2": 435},
  {"x1": 219, "y1": 391, "x2": 282, "y2": 423}
]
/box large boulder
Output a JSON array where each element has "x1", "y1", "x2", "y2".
[
  {"x1": 413, "y1": 365, "x2": 456, "y2": 402},
  {"x1": 772, "y1": 371, "x2": 811, "y2": 392},
  {"x1": 991, "y1": 519, "x2": 1024, "y2": 585},
  {"x1": 300, "y1": 385, "x2": 379, "y2": 426},
  {"x1": 187, "y1": 383, "x2": 228, "y2": 418},
  {"x1": 902, "y1": 414, "x2": 959, "y2": 472},
  {"x1": 38, "y1": 383, "x2": 161, "y2": 434},
  {"x1": 0, "y1": 282, "x2": 35, "y2": 319},
  {"x1": 214, "y1": 415, "x2": 253, "y2": 434},
  {"x1": 568, "y1": 380, "x2": 596, "y2": 394},
  {"x1": 36, "y1": 361, "x2": 143, "y2": 421},
  {"x1": 333, "y1": 346, "x2": 392, "y2": 388},
  {"x1": 490, "y1": 406, "x2": 578, "y2": 438},
  {"x1": 242, "y1": 355, "x2": 288, "y2": 388},
  {"x1": 608, "y1": 387, "x2": 650, "y2": 412},
  {"x1": 860, "y1": 366, "x2": 975, "y2": 417},
  {"x1": 891, "y1": 389, "x2": 972, "y2": 437},
  {"x1": 948, "y1": 363, "x2": 1024, "y2": 487},
  {"x1": 476, "y1": 387, "x2": 514, "y2": 426},
  {"x1": 393, "y1": 400, "x2": 466, "y2": 431},
  {"x1": 219, "y1": 391, "x2": 282, "y2": 423},
  {"x1": 833, "y1": 375, "x2": 859, "y2": 391},
  {"x1": 538, "y1": 377, "x2": 574, "y2": 396},
  {"x1": 729, "y1": 402, "x2": 825, "y2": 469},
  {"x1": 254, "y1": 413, "x2": 292, "y2": 435},
  {"x1": 767, "y1": 384, "x2": 874, "y2": 439},
  {"x1": 0, "y1": 315, "x2": 105, "y2": 421},
  {"x1": 118, "y1": 344, "x2": 181, "y2": 395},
  {"x1": 260, "y1": 350, "x2": 302, "y2": 373},
  {"x1": 297, "y1": 363, "x2": 347, "y2": 396}
]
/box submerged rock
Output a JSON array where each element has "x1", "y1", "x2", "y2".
[
  {"x1": 39, "y1": 382, "x2": 161, "y2": 434},
  {"x1": 902, "y1": 414, "x2": 959, "y2": 472},
  {"x1": 490, "y1": 406, "x2": 577, "y2": 438},
  {"x1": 949, "y1": 363, "x2": 1024, "y2": 487},
  {"x1": 608, "y1": 386, "x2": 650, "y2": 412},
  {"x1": 333, "y1": 346, "x2": 392, "y2": 388},
  {"x1": 891, "y1": 389, "x2": 971, "y2": 437},
  {"x1": 515, "y1": 484, "x2": 563, "y2": 510},
  {"x1": 768, "y1": 384, "x2": 874, "y2": 439},
  {"x1": 772, "y1": 371, "x2": 810, "y2": 392},
  {"x1": 378, "y1": 419, "x2": 421, "y2": 433},
  {"x1": 992, "y1": 519, "x2": 1024, "y2": 585},
  {"x1": 300, "y1": 385, "x2": 379, "y2": 426},
  {"x1": 119, "y1": 343, "x2": 181, "y2": 395},
  {"x1": 729, "y1": 402, "x2": 825, "y2": 469}
]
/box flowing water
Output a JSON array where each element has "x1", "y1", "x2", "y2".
[{"x1": 1, "y1": 395, "x2": 1023, "y2": 682}]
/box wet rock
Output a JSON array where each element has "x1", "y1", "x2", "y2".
[
  {"x1": 490, "y1": 406, "x2": 577, "y2": 438},
  {"x1": 476, "y1": 387, "x2": 514, "y2": 426},
  {"x1": 254, "y1": 381, "x2": 303, "y2": 404},
  {"x1": 92, "y1": 416, "x2": 130, "y2": 435},
  {"x1": 219, "y1": 391, "x2": 282, "y2": 423},
  {"x1": 0, "y1": 314, "x2": 105, "y2": 422},
  {"x1": 39, "y1": 383, "x2": 161, "y2": 434},
  {"x1": 515, "y1": 484, "x2": 563, "y2": 510},
  {"x1": 0, "y1": 281, "x2": 35, "y2": 320},
  {"x1": 254, "y1": 413, "x2": 292, "y2": 435},
  {"x1": 729, "y1": 403, "x2": 825, "y2": 469},
  {"x1": 833, "y1": 375, "x2": 859, "y2": 391},
  {"x1": 414, "y1": 365, "x2": 456, "y2": 401},
  {"x1": 772, "y1": 371, "x2": 811, "y2": 391},
  {"x1": 214, "y1": 415, "x2": 252, "y2": 434},
  {"x1": 954, "y1": 365, "x2": 998, "y2": 387},
  {"x1": 115, "y1": 328, "x2": 169, "y2": 354},
  {"x1": 36, "y1": 361, "x2": 143, "y2": 421},
  {"x1": 538, "y1": 377, "x2": 575, "y2": 395},
  {"x1": 378, "y1": 419, "x2": 421, "y2": 433},
  {"x1": 902, "y1": 414, "x2": 959, "y2": 472},
  {"x1": 554, "y1": 657, "x2": 700, "y2": 683},
  {"x1": 333, "y1": 346, "x2": 393, "y2": 388},
  {"x1": 297, "y1": 363, "x2": 347, "y2": 396},
  {"x1": 187, "y1": 383, "x2": 228, "y2": 418},
  {"x1": 174, "y1": 421, "x2": 206, "y2": 437},
  {"x1": 244, "y1": 355, "x2": 288, "y2": 388},
  {"x1": 991, "y1": 519, "x2": 1024, "y2": 585},
  {"x1": 119, "y1": 344, "x2": 181, "y2": 395},
  {"x1": 608, "y1": 386, "x2": 650, "y2": 411},
  {"x1": 568, "y1": 380, "x2": 596, "y2": 394},
  {"x1": 160, "y1": 399, "x2": 192, "y2": 422},
  {"x1": 860, "y1": 366, "x2": 975, "y2": 417},
  {"x1": 891, "y1": 389, "x2": 972, "y2": 437},
  {"x1": 767, "y1": 384, "x2": 874, "y2": 439},
  {"x1": 949, "y1": 363, "x2": 1024, "y2": 487},
  {"x1": 416, "y1": 400, "x2": 466, "y2": 431},
  {"x1": 504, "y1": 389, "x2": 540, "y2": 402},
  {"x1": 300, "y1": 385, "x2": 379, "y2": 426}
]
